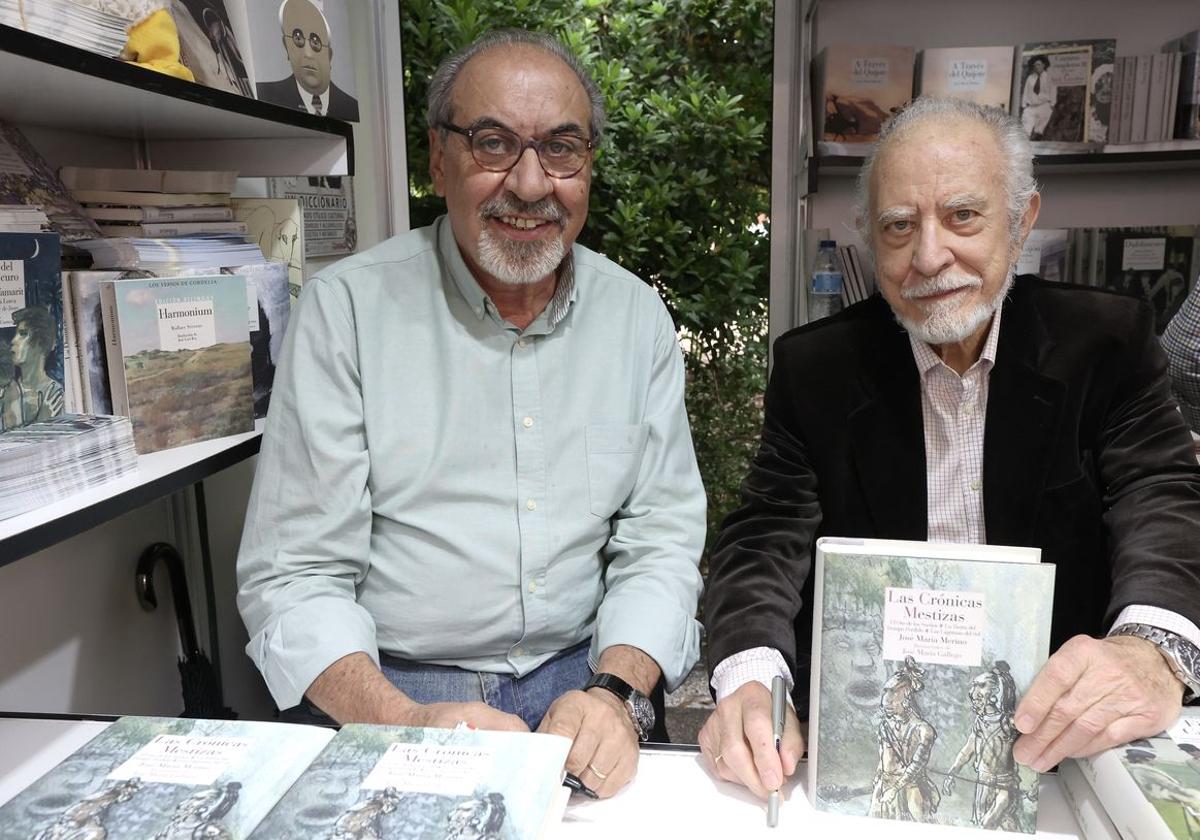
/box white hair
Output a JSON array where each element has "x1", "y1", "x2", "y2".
[
  {"x1": 854, "y1": 97, "x2": 1038, "y2": 255},
  {"x1": 278, "y1": 0, "x2": 330, "y2": 39}
]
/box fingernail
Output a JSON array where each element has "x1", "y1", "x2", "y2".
[
  {"x1": 1014, "y1": 713, "x2": 1032, "y2": 732},
  {"x1": 763, "y1": 771, "x2": 780, "y2": 789}
]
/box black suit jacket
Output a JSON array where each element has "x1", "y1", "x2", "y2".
[
  {"x1": 256, "y1": 77, "x2": 360, "y2": 122},
  {"x1": 705, "y1": 275, "x2": 1200, "y2": 710}
]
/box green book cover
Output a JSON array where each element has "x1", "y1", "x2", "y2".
[{"x1": 809, "y1": 537, "x2": 1055, "y2": 833}]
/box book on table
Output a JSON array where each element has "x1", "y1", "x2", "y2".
[
  {"x1": 0, "y1": 716, "x2": 572, "y2": 839},
  {"x1": 808, "y1": 536, "x2": 1055, "y2": 833},
  {"x1": 1070, "y1": 709, "x2": 1200, "y2": 840}
]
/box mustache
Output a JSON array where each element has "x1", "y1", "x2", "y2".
[
  {"x1": 479, "y1": 195, "x2": 567, "y2": 227},
  {"x1": 901, "y1": 271, "x2": 983, "y2": 300}
]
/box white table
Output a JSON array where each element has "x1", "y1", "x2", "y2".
[{"x1": 0, "y1": 718, "x2": 1084, "y2": 838}]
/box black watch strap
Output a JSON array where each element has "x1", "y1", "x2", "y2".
[{"x1": 584, "y1": 672, "x2": 655, "y2": 740}]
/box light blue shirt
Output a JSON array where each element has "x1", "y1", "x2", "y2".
[{"x1": 237, "y1": 217, "x2": 706, "y2": 709}]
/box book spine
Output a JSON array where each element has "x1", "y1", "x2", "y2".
[
  {"x1": 1075, "y1": 751, "x2": 1176, "y2": 840},
  {"x1": 141, "y1": 206, "x2": 235, "y2": 222},
  {"x1": 1109, "y1": 58, "x2": 1125, "y2": 146},
  {"x1": 1146, "y1": 54, "x2": 1168, "y2": 142},
  {"x1": 1179, "y1": 53, "x2": 1200, "y2": 139},
  {"x1": 1132, "y1": 56, "x2": 1151, "y2": 143},
  {"x1": 1120, "y1": 56, "x2": 1137, "y2": 144},
  {"x1": 1165, "y1": 54, "x2": 1181, "y2": 141},
  {"x1": 98, "y1": 280, "x2": 130, "y2": 420},
  {"x1": 59, "y1": 273, "x2": 85, "y2": 414},
  {"x1": 140, "y1": 221, "x2": 247, "y2": 236},
  {"x1": 1058, "y1": 760, "x2": 1122, "y2": 840}
]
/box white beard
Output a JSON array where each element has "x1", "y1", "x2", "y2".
[
  {"x1": 894, "y1": 268, "x2": 1014, "y2": 345},
  {"x1": 476, "y1": 228, "x2": 566, "y2": 286}
]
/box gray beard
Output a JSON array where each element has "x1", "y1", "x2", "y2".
[
  {"x1": 476, "y1": 227, "x2": 567, "y2": 286},
  {"x1": 894, "y1": 268, "x2": 1014, "y2": 345}
]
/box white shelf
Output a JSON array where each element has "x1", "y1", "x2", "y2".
[{"x1": 0, "y1": 421, "x2": 263, "y2": 566}]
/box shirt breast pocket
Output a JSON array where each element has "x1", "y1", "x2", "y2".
[{"x1": 585, "y1": 423, "x2": 650, "y2": 518}]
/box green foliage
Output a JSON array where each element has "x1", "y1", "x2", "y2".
[{"x1": 400, "y1": 0, "x2": 773, "y2": 555}]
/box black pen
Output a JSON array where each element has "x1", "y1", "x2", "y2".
[{"x1": 563, "y1": 771, "x2": 599, "y2": 799}]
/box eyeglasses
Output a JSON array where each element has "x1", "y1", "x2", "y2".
[
  {"x1": 440, "y1": 123, "x2": 593, "y2": 179},
  {"x1": 290, "y1": 28, "x2": 325, "y2": 52}
]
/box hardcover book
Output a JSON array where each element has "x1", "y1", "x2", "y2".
[
  {"x1": 808, "y1": 537, "x2": 1055, "y2": 833},
  {"x1": 916, "y1": 46, "x2": 1016, "y2": 111},
  {"x1": 99, "y1": 274, "x2": 254, "y2": 453},
  {"x1": 1058, "y1": 757, "x2": 1124, "y2": 840},
  {"x1": 1017, "y1": 40, "x2": 1117, "y2": 145},
  {"x1": 0, "y1": 232, "x2": 65, "y2": 431},
  {"x1": 0, "y1": 716, "x2": 572, "y2": 840},
  {"x1": 0, "y1": 121, "x2": 101, "y2": 242},
  {"x1": 1073, "y1": 709, "x2": 1200, "y2": 840},
  {"x1": 1101, "y1": 227, "x2": 1199, "y2": 333},
  {"x1": 812, "y1": 44, "x2": 915, "y2": 144},
  {"x1": 67, "y1": 270, "x2": 145, "y2": 415}
]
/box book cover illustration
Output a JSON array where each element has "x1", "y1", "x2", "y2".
[
  {"x1": 0, "y1": 233, "x2": 64, "y2": 431},
  {"x1": 0, "y1": 121, "x2": 101, "y2": 242},
  {"x1": 810, "y1": 543, "x2": 1054, "y2": 833},
  {"x1": 916, "y1": 46, "x2": 1015, "y2": 111},
  {"x1": 109, "y1": 274, "x2": 253, "y2": 453},
  {"x1": 0, "y1": 716, "x2": 333, "y2": 840},
  {"x1": 250, "y1": 723, "x2": 571, "y2": 839},
  {"x1": 1019, "y1": 40, "x2": 1116, "y2": 144},
  {"x1": 1102, "y1": 228, "x2": 1198, "y2": 333},
  {"x1": 231, "y1": 197, "x2": 306, "y2": 302},
  {"x1": 814, "y1": 45, "x2": 915, "y2": 143},
  {"x1": 226, "y1": 262, "x2": 289, "y2": 418},
  {"x1": 267, "y1": 175, "x2": 356, "y2": 258},
  {"x1": 172, "y1": 0, "x2": 255, "y2": 97},
  {"x1": 1116, "y1": 713, "x2": 1200, "y2": 840}
]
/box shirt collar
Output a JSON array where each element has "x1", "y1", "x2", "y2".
[
  {"x1": 908, "y1": 305, "x2": 1004, "y2": 379},
  {"x1": 437, "y1": 214, "x2": 577, "y2": 331}
]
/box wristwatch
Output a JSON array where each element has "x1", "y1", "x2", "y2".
[
  {"x1": 584, "y1": 672, "x2": 656, "y2": 741},
  {"x1": 1109, "y1": 623, "x2": 1200, "y2": 702}
]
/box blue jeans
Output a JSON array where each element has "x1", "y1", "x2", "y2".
[{"x1": 281, "y1": 641, "x2": 591, "y2": 730}]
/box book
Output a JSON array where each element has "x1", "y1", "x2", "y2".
[
  {"x1": 231, "y1": 197, "x2": 305, "y2": 302},
  {"x1": 224, "y1": 262, "x2": 289, "y2": 419},
  {"x1": 1018, "y1": 229, "x2": 1072, "y2": 283},
  {"x1": 0, "y1": 121, "x2": 101, "y2": 242},
  {"x1": 73, "y1": 236, "x2": 267, "y2": 272},
  {"x1": 1073, "y1": 710, "x2": 1200, "y2": 840},
  {"x1": 70, "y1": 190, "x2": 231, "y2": 208},
  {"x1": 59, "y1": 270, "x2": 84, "y2": 414},
  {"x1": 1147, "y1": 54, "x2": 1169, "y2": 143},
  {"x1": 915, "y1": 46, "x2": 1015, "y2": 111},
  {"x1": 267, "y1": 176, "x2": 356, "y2": 258},
  {"x1": 68, "y1": 270, "x2": 152, "y2": 415},
  {"x1": 172, "y1": 0, "x2": 254, "y2": 97},
  {"x1": 1058, "y1": 758, "x2": 1123, "y2": 840},
  {"x1": 83, "y1": 205, "x2": 236, "y2": 223},
  {"x1": 808, "y1": 536, "x2": 1055, "y2": 833},
  {"x1": 1131, "y1": 55, "x2": 1153, "y2": 144},
  {"x1": 96, "y1": 221, "x2": 249, "y2": 238},
  {"x1": 0, "y1": 232, "x2": 66, "y2": 431},
  {"x1": 1177, "y1": 52, "x2": 1200, "y2": 140},
  {"x1": 812, "y1": 44, "x2": 915, "y2": 144},
  {"x1": 99, "y1": 274, "x2": 254, "y2": 453},
  {"x1": 61, "y1": 167, "x2": 239, "y2": 195},
  {"x1": 0, "y1": 716, "x2": 573, "y2": 839},
  {"x1": 0, "y1": 0, "x2": 130, "y2": 59},
  {"x1": 1017, "y1": 39, "x2": 1117, "y2": 145},
  {"x1": 1101, "y1": 227, "x2": 1199, "y2": 333}
]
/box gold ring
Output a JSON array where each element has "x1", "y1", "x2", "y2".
[{"x1": 587, "y1": 763, "x2": 610, "y2": 780}]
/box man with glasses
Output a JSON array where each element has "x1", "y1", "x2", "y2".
[
  {"x1": 256, "y1": 0, "x2": 359, "y2": 121},
  {"x1": 238, "y1": 29, "x2": 705, "y2": 798}
]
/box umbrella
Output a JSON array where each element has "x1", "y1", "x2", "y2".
[{"x1": 135, "y1": 542, "x2": 237, "y2": 719}]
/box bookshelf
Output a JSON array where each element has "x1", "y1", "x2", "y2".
[{"x1": 0, "y1": 24, "x2": 353, "y2": 176}]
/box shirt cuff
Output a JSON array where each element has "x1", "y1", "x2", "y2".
[
  {"x1": 710, "y1": 647, "x2": 793, "y2": 703},
  {"x1": 590, "y1": 592, "x2": 702, "y2": 692},
  {"x1": 1109, "y1": 605, "x2": 1200, "y2": 650}
]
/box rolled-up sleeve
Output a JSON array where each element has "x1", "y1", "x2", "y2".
[
  {"x1": 590, "y1": 302, "x2": 706, "y2": 691},
  {"x1": 236, "y1": 275, "x2": 379, "y2": 709}
]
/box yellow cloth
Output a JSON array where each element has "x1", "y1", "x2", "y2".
[{"x1": 121, "y1": 8, "x2": 194, "y2": 81}]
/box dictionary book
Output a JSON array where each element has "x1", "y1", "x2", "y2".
[{"x1": 808, "y1": 537, "x2": 1054, "y2": 833}]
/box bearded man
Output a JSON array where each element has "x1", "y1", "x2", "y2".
[
  {"x1": 237, "y1": 29, "x2": 705, "y2": 799},
  {"x1": 699, "y1": 96, "x2": 1200, "y2": 800}
]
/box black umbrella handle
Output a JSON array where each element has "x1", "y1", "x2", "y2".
[{"x1": 135, "y1": 542, "x2": 202, "y2": 660}]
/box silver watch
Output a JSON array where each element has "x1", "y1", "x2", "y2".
[{"x1": 1110, "y1": 623, "x2": 1200, "y2": 702}]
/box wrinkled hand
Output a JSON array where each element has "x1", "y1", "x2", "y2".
[
  {"x1": 538, "y1": 689, "x2": 639, "y2": 798},
  {"x1": 697, "y1": 681, "x2": 803, "y2": 801},
  {"x1": 1012, "y1": 634, "x2": 1184, "y2": 772},
  {"x1": 396, "y1": 701, "x2": 529, "y2": 733}
]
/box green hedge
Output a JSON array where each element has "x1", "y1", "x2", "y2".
[{"x1": 401, "y1": 0, "x2": 773, "y2": 557}]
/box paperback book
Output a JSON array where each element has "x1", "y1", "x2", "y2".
[
  {"x1": 172, "y1": 0, "x2": 254, "y2": 97},
  {"x1": 916, "y1": 46, "x2": 1016, "y2": 111},
  {"x1": 0, "y1": 232, "x2": 65, "y2": 431},
  {"x1": 0, "y1": 716, "x2": 572, "y2": 839},
  {"x1": 1100, "y1": 227, "x2": 1199, "y2": 333},
  {"x1": 231, "y1": 197, "x2": 305, "y2": 302},
  {"x1": 1017, "y1": 40, "x2": 1117, "y2": 145},
  {"x1": 808, "y1": 537, "x2": 1055, "y2": 833},
  {"x1": 99, "y1": 273, "x2": 254, "y2": 453},
  {"x1": 0, "y1": 121, "x2": 101, "y2": 242},
  {"x1": 812, "y1": 44, "x2": 915, "y2": 144}
]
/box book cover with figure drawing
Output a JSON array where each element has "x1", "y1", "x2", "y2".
[
  {"x1": 0, "y1": 232, "x2": 65, "y2": 431},
  {"x1": 808, "y1": 537, "x2": 1054, "y2": 833},
  {"x1": 1017, "y1": 40, "x2": 1116, "y2": 145}
]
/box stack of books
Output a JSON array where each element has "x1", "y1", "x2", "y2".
[
  {"x1": 0, "y1": 204, "x2": 49, "y2": 234},
  {"x1": 1059, "y1": 708, "x2": 1200, "y2": 840},
  {"x1": 0, "y1": 414, "x2": 137, "y2": 520},
  {"x1": 0, "y1": 0, "x2": 131, "y2": 58},
  {"x1": 63, "y1": 167, "x2": 246, "y2": 239}
]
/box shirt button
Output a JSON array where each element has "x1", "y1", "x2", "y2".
[
  {"x1": 969, "y1": 479, "x2": 981, "y2": 491},
  {"x1": 517, "y1": 338, "x2": 528, "y2": 348},
  {"x1": 522, "y1": 416, "x2": 534, "y2": 428},
  {"x1": 526, "y1": 499, "x2": 537, "y2": 511},
  {"x1": 962, "y1": 404, "x2": 975, "y2": 416},
  {"x1": 528, "y1": 581, "x2": 537, "y2": 593},
  {"x1": 514, "y1": 646, "x2": 524, "y2": 657}
]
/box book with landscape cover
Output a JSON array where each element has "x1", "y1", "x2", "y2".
[
  {"x1": 99, "y1": 274, "x2": 254, "y2": 453},
  {"x1": 0, "y1": 232, "x2": 65, "y2": 431},
  {"x1": 1073, "y1": 709, "x2": 1200, "y2": 840},
  {"x1": 812, "y1": 44, "x2": 915, "y2": 145},
  {"x1": 808, "y1": 537, "x2": 1055, "y2": 833},
  {"x1": 916, "y1": 46, "x2": 1015, "y2": 111},
  {"x1": 230, "y1": 262, "x2": 289, "y2": 418},
  {"x1": 0, "y1": 716, "x2": 572, "y2": 839},
  {"x1": 1017, "y1": 40, "x2": 1116, "y2": 145},
  {"x1": 0, "y1": 121, "x2": 101, "y2": 242}
]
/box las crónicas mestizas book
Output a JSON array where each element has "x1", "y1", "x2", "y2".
[
  {"x1": 808, "y1": 536, "x2": 1055, "y2": 833},
  {"x1": 0, "y1": 716, "x2": 572, "y2": 839},
  {"x1": 99, "y1": 274, "x2": 254, "y2": 454},
  {"x1": 1072, "y1": 709, "x2": 1200, "y2": 840},
  {"x1": 0, "y1": 232, "x2": 65, "y2": 432}
]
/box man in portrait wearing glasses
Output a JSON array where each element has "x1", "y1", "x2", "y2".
[
  {"x1": 256, "y1": 0, "x2": 360, "y2": 121},
  {"x1": 237, "y1": 29, "x2": 705, "y2": 798}
]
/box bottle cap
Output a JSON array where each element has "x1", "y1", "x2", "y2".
[{"x1": 819, "y1": 240, "x2": 837, "y2": 248}]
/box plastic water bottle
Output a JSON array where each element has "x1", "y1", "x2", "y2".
[{"x1": 808, "y1": 240, "x2": 844, "y2": 322}]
